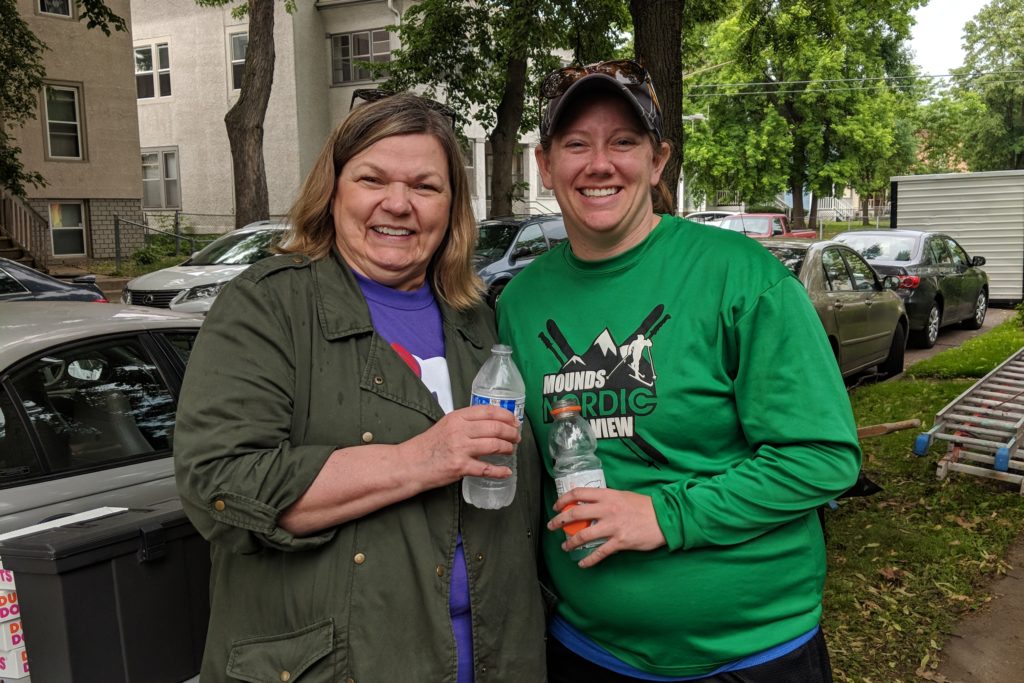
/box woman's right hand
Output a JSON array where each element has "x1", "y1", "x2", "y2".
[{"x1": 399, "y1": 405, "x2": 521, "y2": 490}]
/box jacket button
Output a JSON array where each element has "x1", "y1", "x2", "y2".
[
  {"x1": 280, "y1": 671, "x2": 291, "y2": 682},
  {"x1": 291, "y1": 256, "x2": 302, "y2": 264},
  {"x1": 361, "y1": 431, "x2": 374, "y2": 443},
  {"x1": 213, "y1": 500, "x2": 226, "y2": 512},
  {"x1": 354, "y1": 552, "x2": 366, "y2": 565},
  {"x1": 373, "y1": 375, "x2": 384, "y2": 385},
  {"x1": 476, "y1": 553, "x2": 485, "y2": 562},
  {"x1": 346, "y1": 679, "x2": 355, "y2": 683},
  {"x1": 435, "y1": 564, "x2": 445, "y2": 577}
]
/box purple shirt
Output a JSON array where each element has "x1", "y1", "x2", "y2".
[{"x1": 355, "y1": 272, "x2": 473, "y2": 683}]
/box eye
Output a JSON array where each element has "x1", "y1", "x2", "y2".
[
  {"x1": 359, "y1": 175, "x2": 383, "y2": 185},
  {"x1": 415, "y1": 182, "x2": 441, "y2": 192}
]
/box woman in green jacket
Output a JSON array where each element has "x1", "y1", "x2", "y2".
[{"x1": 174, "y1": 93, "x2": 546, "y2": 683}]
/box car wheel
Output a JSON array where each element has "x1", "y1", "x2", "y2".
[
  {"x1": 880, "y1": 324, "x2": 906, "y2": 378},
  {"x1": 911, "y1": 302, "x2": 941, "y2": 349},
  {"x1": 960, "y1": 290, "x2": 987, "y2": 330},
  {"x1": 486, "y1": 281, "x2": 508, "y2": 308}
]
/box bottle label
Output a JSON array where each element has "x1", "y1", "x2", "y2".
[
  {"x1": 471, "y1": 393, "x2": 525, "y2": 422},
  {"x1": 554, "y1": 469, "x2": 606, "y2": 497}
]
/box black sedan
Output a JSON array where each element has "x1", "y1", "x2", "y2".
[
  {"x1": 834, "y1": 230, "x2": 989, "y2": 348},
  {"x1": 0, "y1": 257, "x2": 107, "y2": 302}
]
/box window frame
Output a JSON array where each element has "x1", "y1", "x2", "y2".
[
  {"x1": 229, "y1": 32, "x2": 248, "y2": 91},
  {"x1": 141, "y1": 147, "x2": 181, "y2": 210},
  {"x1": 0, "y1": 267, "x2": 30, "y2": 296},
  {"x1": 43, "y1": 84, "x2": 85, "y2": 161},
  {"x1": 47, "y1": 201, "x2": 87, "y2": 257},
  {"x1": 135, "y1": 42, "x2": 172, "y2": 99},
  {"x1": 329, "y1": 28, "x2": 392, "y2": 85},
  {"x1": 37, "y1": 0, "x2": 72, "y2": 18}
]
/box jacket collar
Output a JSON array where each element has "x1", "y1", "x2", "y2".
[{"x1": 312, "y1": 249, "x2": 486, "y2": 350}]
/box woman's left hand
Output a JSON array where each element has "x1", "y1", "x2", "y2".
[{"x1": 547, "y1": 488, "x2": 667, "y2": 568}]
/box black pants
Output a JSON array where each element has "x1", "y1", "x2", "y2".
[{"x1": 547, "y1": 628, "x2": 833, "y2": 683}]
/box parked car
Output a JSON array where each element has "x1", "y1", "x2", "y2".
[
  {"x1": 122, "y1": 220, "x2": 288, "y2": 314},
  {"x1": 683, "y1": 210, "x2": 738, "y2": 226},
  {"x1": 762, "y1": 240, "x2": 908, "y2": 378},
  {"x1": 0, "y1": 257, "x2": 107, "y2": 303},
  {"x1": 475, "y1": 214, "x2": 567, "y2": 306},
  {"x1": 0, "y1": 302, "x2": 202, "y2": 535},
  {"x1": 718, "y1": 213, "x2": 817, "y2": 239},
  {"x1": 833, "y1": 230, "x2": 989, "y2": 348}
]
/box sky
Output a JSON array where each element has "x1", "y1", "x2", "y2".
[{"x1": 909, "y1": 0, "x2": 988, "y2": 77}]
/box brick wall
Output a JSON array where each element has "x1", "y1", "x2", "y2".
[{"x1": 27, "y1": 198, "x2": 145, "y2": 262}]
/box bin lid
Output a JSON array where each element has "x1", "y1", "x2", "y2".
[{"x1": 0, "y1": 497, "x2": 196, "y2": 575}]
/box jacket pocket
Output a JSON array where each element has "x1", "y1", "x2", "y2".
[{"x1": 226, "y1": 619, "x2": 334, "y2": 683}]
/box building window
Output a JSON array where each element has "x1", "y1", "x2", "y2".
[
  {"x1": 39, "y1": 0, "x2": 71, "y2": 17},
  {"x1": 230, "y1": 33, "x2": 248, "y2": 90},
  {"x1": 44, "y1": 85, "x2": 83, "y2": 160},
  {"x1": 461, "y1": 139, "x2": 477, "y2": 198},
  {"x1": 135, "y1": 44, "x2": 171, "y2": 99},
  {"x1": 330, "y1": 29, "x2": 391, "y2": 84},
  {"x1": 48, "y1": 202, "x2": 86, "y2": 256},
  {"x1": 142, "y1": 148, "x2": 180, "y2": 209}
]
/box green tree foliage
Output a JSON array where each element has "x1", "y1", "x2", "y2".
[
  {"x1": 1, "y1": 0, "x2": 126, "y2": 197},
  {"x1": 381, "y1": 0, "x2": 627, "y2": 217},
  {"x1": 912, "y1": 90, "x2": 986, "y2": 173},
  {"x1": 952, "y1": 0, "x2": 1024, "y2": 170},
  {"x1": 682, "y1": 0, "x2": 921, "y2": 227}
]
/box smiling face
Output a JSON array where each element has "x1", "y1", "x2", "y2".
[
  {"x1": 332, "y1": 133, "x2": 451, "y2": 290},
  {"x1": 536, "y1": 94, "x2": 669, "y2": 260}
]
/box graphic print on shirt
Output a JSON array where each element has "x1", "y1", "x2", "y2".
[
  {"x1": 537, "y1": 305, "x2": 670, "y2": 466},
  {"x1": 392, "y1": 341, "x2": 454, "y2": 414}
]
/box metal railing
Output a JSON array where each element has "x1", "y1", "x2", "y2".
[{"x1": 113, "y1": 215, "x2": 218, "y2": 272}]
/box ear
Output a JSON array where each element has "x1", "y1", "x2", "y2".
[
  {"x1": 535, "y1": 146, "x2": 554, "y2": 190},
  {"x1": 650, "y1": 141, "x2": 671, "y2": 187}
]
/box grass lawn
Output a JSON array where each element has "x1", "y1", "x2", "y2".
[{"x1": 825, "y1": 317, "x2": 1024, "y2": 681}]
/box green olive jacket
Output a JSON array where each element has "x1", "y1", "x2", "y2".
[{"x1": 174, "y1": 252, "x2": 547, "y2": 683}]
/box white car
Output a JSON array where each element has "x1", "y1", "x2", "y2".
[
  {"x1": 122, "y1": 220, "x2": 288, "y2": 314},
  {"x1": 683, "y1": 210, "x2": 739, "y2": 227},
  {"x1": 0, "y1": 302, "x2": 202, "y2": 535}
]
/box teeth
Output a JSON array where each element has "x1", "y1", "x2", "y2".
[
  {"x1": 373, "y1": 226, "x2": 412, "y2": 236},
  {"x1": 582, "y1": 188, "x2": 618, "y2": 197}
]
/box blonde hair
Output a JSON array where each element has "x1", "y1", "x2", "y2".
[{"x1": 281, "y1": 93, "x2": 483, "y2": 310}]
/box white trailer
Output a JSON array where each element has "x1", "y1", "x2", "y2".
[{"x1": 891, "y1": 170, "x2": 1024, "y2": 303}]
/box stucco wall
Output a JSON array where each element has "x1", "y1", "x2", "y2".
[
  {"x1": 131, "y1": 0, "x2": 305, "y2": 220},
  {"x1": 16, "y1": 0, "x2": 142, "y2": 201}
]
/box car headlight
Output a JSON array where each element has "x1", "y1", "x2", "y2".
[{"x1": 177, "y1": 281, "x2": 226, "y2": 303}]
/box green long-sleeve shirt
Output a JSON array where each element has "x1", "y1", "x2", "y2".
[{"x1": 497, "y1": 215, "x2": 861, "y2": 678}]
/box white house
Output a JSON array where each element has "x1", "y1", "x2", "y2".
[{"x1": 129, "y1": 0, "x2": 556, "y2": 230}]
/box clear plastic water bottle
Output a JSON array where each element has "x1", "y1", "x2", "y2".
[
  {"x1": 462, "y1": 344, "x2": 525, "y2": 509},
  {"x1": 548, "y1": 396, "x2": 607, "y2": 561}
]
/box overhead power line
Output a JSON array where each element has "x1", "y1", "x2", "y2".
[{"x1": 685, "y1": 69, "x2": 1024, "y2": 91}]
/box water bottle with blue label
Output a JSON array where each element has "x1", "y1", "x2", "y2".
[{"x1": 462, "y1": 344, "x2": 526, "y2": 509}]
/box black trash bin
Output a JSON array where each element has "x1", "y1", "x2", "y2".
[{"x1": 0, "y1": 498, "x2": 210, "y2": 683}]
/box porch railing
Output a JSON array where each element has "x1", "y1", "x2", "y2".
[{"x1": 0, "y1": 190, "x2": 50, "y2": 269}]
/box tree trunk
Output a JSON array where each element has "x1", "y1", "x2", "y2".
[
  {"x1": 488, "y1": 54, "x2": 528, "y2": 218},
  {"x1": 631, "y1": 0, "x2": 684, "y2": 214},
  {"x1": 790, "y1": 180, "x2": 805, "y2": 230},
  {"x1": 861, "y1": 195, "x2": 870, "y2": 225},
  {"x1": 808, "y1": 193, "x2": 818, "y2": 232},
  {"x1": 225, "y1": 0, "x2": 275, "y2": 229}
]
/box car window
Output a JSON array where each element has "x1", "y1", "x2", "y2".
[
  {"x1": 765, "y1": 246, "x2": 805, "y2": 276},
  {"x1": 928, "y1": 238, "x2": 952, "y2": 265},
  {"x1": 835, "y1": 234, "x2": 916, "y2": 262},
  {"x1": 945, "y1": 237, "x2": 969, "y2": 266},
  {"x1": 843, "y1": 250, "x2": 878, "y2": 291},
  {"x1": 8, "y1": 338, "x2": 177, "y2": 479},
  {"x1": 821, "y1": 248, "x2": 854, "y2": 292},
  {"x1": 772, "y1": 218, "x2": 784, "y2": 236},
  {"x1": 0, "y1": 392, "x2": 42, "y2": 483},
  {"x1": 475, "y1": 223, "x2": 519, "y2": 261},
  {"x1": 720, "y1": 217, "x2": 769, "y2": 234},
  {"x1": 184, "y1": 228, "x2": 283, "y2": 266},
  {"x1": 162, "y1": 331, "x2": 199, "y2": 367},
  {"x1": 515, "y1": 224, "x2": 547, "y2": 257},
  {"x1": 541, "y1": 220, "x2": 568, "y2": 248},
  {"x1": 0, "y1": 268, "x2": 29, "y2": 295}
]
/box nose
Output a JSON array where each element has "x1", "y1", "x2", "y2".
[
  {"x1": 586, "y1": 146, "x2": 614, "y2": 174},
  {"x1": 381, "y1": 182, "x2": 412, "y2": 214}
]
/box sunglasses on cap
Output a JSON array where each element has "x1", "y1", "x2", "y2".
[
  {"x1": 539, "y1": 59, "x2": 662, "y2": 114},
  {"x1": 349, "y1": 88, "x2": 459, "y2": 129}
]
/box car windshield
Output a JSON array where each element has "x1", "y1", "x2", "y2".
[
  {"x1": 184, "y1": 229, "x2": 283, "y2": 266},
  {"x1": 765, "y1": 246, "x2": 805, "y2": 276},
  {"x1": 475, "y1": 224, "x2": 519, "y2": 262},
  {"x1": 836, "y1": 234, "x2": 916, "y2": 262},
  {"x1": 719, "y1": 217, "x2": 769, "y2": 234}
]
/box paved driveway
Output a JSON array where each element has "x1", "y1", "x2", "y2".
[{"x1": 905, "y1": 306, "x2": 1017, "y2": 368}]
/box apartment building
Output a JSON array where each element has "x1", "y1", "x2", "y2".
[
  {"x1": 8, "y1": 0, "x2": 144, "y2": 265},
  {"x1": 130, "y1": 0, "x2": 554, "y2": 228}
]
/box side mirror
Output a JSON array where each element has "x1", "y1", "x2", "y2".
[
  {"x1": 509, "y1": 246, "x2": 531, "y2": 263},
  {"x1": 972, "y1": 255, "x2": 986, "y2": 267},
  {"x1": 882, "y1": 275, "x2": 900, "y2": 291}
]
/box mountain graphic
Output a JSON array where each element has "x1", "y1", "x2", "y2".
[
  {"x1": 556, "y1": 328, "x2": 657, "y2": 393},
  {"x1": 594, "y1": 329, "x2": 618, "y2": 357}
]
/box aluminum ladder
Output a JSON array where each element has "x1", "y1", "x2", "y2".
[{"x1": 913, "y1": 346, "x2": 1024, "y2": 494}]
